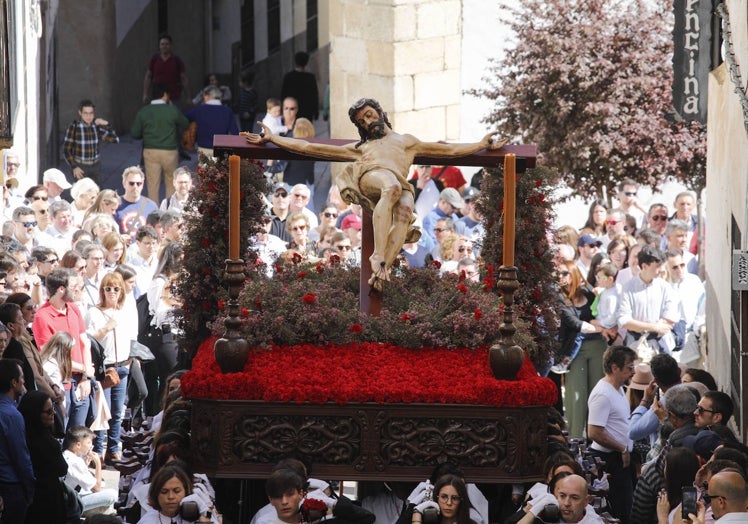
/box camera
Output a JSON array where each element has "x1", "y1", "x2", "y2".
[
  {"x1": 180, "y1": 500, "x2": 200, "y2": 521},
  {"x1": 539, "y1": 503, "x2": 561, "y2": 522}
]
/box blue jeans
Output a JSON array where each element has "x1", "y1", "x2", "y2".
[
  {"x1": 66, "y1": 375, "x2": 92, "y2": 429},
  {"x1": 103, "y1": 365, "x2": 130, "y2": 454}
]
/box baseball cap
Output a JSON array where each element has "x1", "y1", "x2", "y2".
[
  {"x1": 462, "y1": 187, "x2": 480, "y2": 201},
  {"x1": 341, "y1": 214, "x2": 362, "y2": 231},
  {"x1": 440, "y1": 188, "x2": 464, "y2": 210},
  {"x1": 43, "y1": 168, "x2": 72, "y2": 190},
  {"x1": 577, "y1": 234, "x2": 603, "y2": 247},
  {"x1": 269, "y1": 182, "x2": 291, "y2": 196}
]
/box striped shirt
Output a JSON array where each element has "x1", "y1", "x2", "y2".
[{"x1": 63, "y1": 120, "x2": 119, "y2": 167}]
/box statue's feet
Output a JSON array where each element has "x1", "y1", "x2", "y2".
[{"x1": 368, "y1": 258, "x2": 389, "y2": 292}]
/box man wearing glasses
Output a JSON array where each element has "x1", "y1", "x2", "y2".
[
  {"x1": 31, "y1": 246, "x2": 58, "y2": 289},
  {"x1": 646, "y1": 203, "x2": 670, "y2": 240},
  {"x1": 268, "y1": 183, "x2": 293, "y2": 243},
  {"x1": 694, "y1": 391, "x2": 736, "y2": 436},
  {"x1": 614, "y1": 178, "x2": 647, "y2": 229},
  {"x1": 288, "y1": 184, "x2": 318, "y2": 228},
  {"x1": 701, "y1": 470, "x2": 748, "y2": 523},
  {"x1": 11, "y1": 206, "x2": 37, "y2": 253},
  {"x1": 666, "y1": 249, "x2": 705, "y2": 366},
  {"x1": 599, "y1": 209, "x2": 626, "y2": 251},
  {"x1": 115, "y1": 166, "x2": 158, "y2": 240}
]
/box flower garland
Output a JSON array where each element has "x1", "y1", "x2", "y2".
[{"x1": 181, "y1": 337, "x2": 557, "y2": 407}]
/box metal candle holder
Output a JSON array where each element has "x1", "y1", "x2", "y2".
[
  {"x1": 214, "y1": 259, "x2": 250, "y2": 373},
  {"x1": 488, "y1": 265, "x2": 525, "y2": 380}
]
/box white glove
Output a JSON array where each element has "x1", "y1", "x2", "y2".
[
  {"x1": 308, "y1": 478, "x2": 330, "y2": 493},
  {"x1": 414, "y1": 500, "x2": 440, "y2": 515},
  {"x1": 306, "y1": 490, "x2": 336, "y2": 509},
  {"x1": 592, "y1": 473, "x2": 610, "y2": 492},
  {"x1": 408, "y1": 481, "x2": 433, "y2": 505},
  {"x1": 529, "y1": 493, "x2": 558, "y2": 517},
  {"x1": 192, "y1": 483, "x2": 214, "y2": 510},
  {"x1": 181, "y1": 493, "x2": 209, "y2": 514}
]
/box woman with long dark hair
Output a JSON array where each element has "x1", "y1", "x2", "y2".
[
  {"x1": 18, "y1": 390, "x2": 73, "y2": 523},
  {"x1": 397, "y1": 474, "x2": 475, "y2": 524},
  {"x1": 580, "y1": 199, "x2": 609, "y2": 238}
]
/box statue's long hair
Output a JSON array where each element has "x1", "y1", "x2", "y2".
[{"x1": 348, "y1": 98, "x2": 392, "y2": 148}]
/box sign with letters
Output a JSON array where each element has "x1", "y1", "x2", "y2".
[{"x1": 672, "y1": 0, "x2": 712, "y2": 123}]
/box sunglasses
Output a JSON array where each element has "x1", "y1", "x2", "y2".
[
  {"x1": 0, "y1": 281, "x2": 6, "y2": 286},
  {"x1": 458, "y1": 246, "x2": 473, "y2": 253},
  {"x1": 6, "y1": 162, "x2": 20, "y2": 168},
  {"x1": 434, "y1": 227, "x2": 447, "y2": 233},
  {"x1": 696, "y1": 405, "x2": 716, "y2": 414},
  {"x1": 558, "y1": 271, "x2": 570, "y2": 277},
  {"x1": 606, "y1": 220, "x2": 622, "y2": 225},
  {"x1": 44, "y1": 257, "x2": 59, "y2": 264},
  {"x1": 104, "y1": 286, "x2": 121, "y2": 293},
  {"x1": 651, "y1": 215, "x2": 668, "y2": 222},
  {"x1": 702, "y1": 493, "x2": 725, "y2": 504},
  {"x1": 336, "y1": 245, "x2": 352, "y2": 250},
  {"x1": 18, "y1": 221, "x2": 37, "y2": 228},
  {"x1": 671, "y1": 262, "x2": 686, "y2": 270},
  {"x1": 623, "y1": 191, "x2": 637, "y2": 197},
  {"x1": 323, "y1": 212, "x2": 338, "y2": 218},
  {"x1": 32, "y1": 195, "x2": 48, "y2": 201},
  {"x1": 274, "y1": 191, "x2": 288, "y2": 198},
  {"x1": 291, "y1": 225, "x2": 306, "y2": 232},
  {"x1": 128, "y1": 181, "x2": 144, "y2": 186}
]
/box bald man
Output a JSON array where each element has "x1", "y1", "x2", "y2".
[
  {"x1": 519, "y1": 474, "x2": 603, "y2": 524},
  {"x1": 700, "y1": 470, "x2": 748, "y2": 522}
]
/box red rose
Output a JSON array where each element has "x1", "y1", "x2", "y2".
[
  {"x1": 457, "y1": 284, "x2": 468, "y2": 294},
  {"x1": 316, "y1": 262, "x2": 325, "y2": 274},
  {"x1": 201, "y1": 300, "x2": 211, "y2": 311},
  {"x1": 298, "y1": 271, "x2": 308, "y2": 279},
  {"x1": 482, "y1": 276, "x2": 495, "y2": 291},
  {"x1": 535, "y1": 179, "x2": 542, "y2": 187},
  {"x1": 241, "y1": 307, "x2": 250, "y2": 318},
  {"x1": 302, "y1": 293, "x2": 316, "y2": 304},
  {"x1": 254, "y1": 298, "x2": 262, "y2": 310},
  {"x1": 349, "y1": 323, "x2": 363, "y2": 334},
  {"x1": 474, "y1": 308, "x2": 483, "y2": 321},
  {"x1": 292, "y1": 252, "x2": 303, "y2": 265},
  {"x1": 217, "y1": 299, "x2": 225, "y2": 311},
  {"x1": 400, "y1": 313, "x2": 413, "y2": 322},
  {"x1": 430, "y1": 260, "x2": 442, "y2": 269}
]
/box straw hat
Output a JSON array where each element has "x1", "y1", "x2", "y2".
[{"x1": 629, "y1": 362, "x2": 653, "y2": 390}]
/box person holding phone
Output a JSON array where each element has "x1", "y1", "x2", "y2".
[{"x1": 654, "y1": 447, "x2": 700, "y2": 524}]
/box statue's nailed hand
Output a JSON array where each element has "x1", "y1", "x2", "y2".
[
  {"x1": 241, "y1": 122, "x2": 273, "y2": 145},
  {"x1": 483, "y1": 132, "x2": 508, "y2": 151}
]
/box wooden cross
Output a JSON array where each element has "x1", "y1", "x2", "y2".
[{"x1": 213, "y1": 135, "x2": 537, "y2": 315}]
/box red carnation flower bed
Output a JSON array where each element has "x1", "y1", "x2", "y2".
[{"x1": 181, "y1": 337, "x2": 557, "y2": 407}]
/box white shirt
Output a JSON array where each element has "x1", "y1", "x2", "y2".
[
  {"x1": 62, "y1": 449, "x2": 96, "y2": 495},
  {"x1": 670, "y1": 273, "x2": 705, "y2": 330},
  {"x1": 617, "y1": 275, "x2": 679, "y2": 329},
  {"x1": 588, "y1": 379, "x2": 632, "y2": 453}
]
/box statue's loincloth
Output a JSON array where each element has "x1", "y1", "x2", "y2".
[{"x1": 337, "y1": 162, "x2": 421, "y2": 244}]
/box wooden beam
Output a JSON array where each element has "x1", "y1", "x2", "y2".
[{"x1": 213, "y1": 135, "x2": 537, "y2": 170}]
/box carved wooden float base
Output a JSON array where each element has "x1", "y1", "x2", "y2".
[{"x1": 190, "y1": 399, "x2": 548, "y2": 483}]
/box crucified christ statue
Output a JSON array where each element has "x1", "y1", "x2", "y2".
[{"x1": 243, "y1": 98, "x2": 507, "y2": 289}]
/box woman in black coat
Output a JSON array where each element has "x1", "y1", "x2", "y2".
[{"x1": 18, "y1": 390, "x2": 73, "y2": 523}]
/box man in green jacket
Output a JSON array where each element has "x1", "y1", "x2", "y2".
[{"x1": 131, "y1": 83, "x2": 188, "y2": 201}]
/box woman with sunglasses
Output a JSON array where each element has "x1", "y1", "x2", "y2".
[
  {"x1": 18, "y1": 390, "x2": 72, "y2": 522},
  {"x1": 285, "y1": 212, "x2": 314, "y2": 257},
  {"x1": 309, "y1": 203, "x2": 340, "y2": 242},
  {"x1": 555, "y1": 260, "x2": 605, "y2": 439},
  {"x1": 85, "y1": 271, "x2": 131, "y2": 462}
]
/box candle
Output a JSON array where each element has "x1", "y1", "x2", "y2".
[
  {"x1": 503, "y1": 153, "x2": 516, "y2": 267},
  {"x1": 229, "y1": 155, "x2": 241, "y2": 259}
]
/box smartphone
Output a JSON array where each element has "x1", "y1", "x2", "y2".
[{"x1": 682, "y1": 486, "x2": 698, "y2": 519}]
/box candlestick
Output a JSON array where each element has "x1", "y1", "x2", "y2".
[
  {"x1": 229, "y1": 155, "x2": 241, "y2": 260},
  {"x1": 503, "y1": 153, "x2": 516, "y2": 267}
]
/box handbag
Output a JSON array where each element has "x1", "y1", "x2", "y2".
[{"x1": 101, "y1": 367, "x2": 121, "y2": 389}]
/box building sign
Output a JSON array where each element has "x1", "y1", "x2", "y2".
[{"x1": 672, "y1": 0, "x2": 712, "y2": 123}]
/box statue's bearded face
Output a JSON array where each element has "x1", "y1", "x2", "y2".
[{"x1": 366, "y1": 116, "x2": 387, "y2": 139}]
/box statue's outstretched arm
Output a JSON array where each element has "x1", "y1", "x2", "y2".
[
  {"x1": 409, "y1": 131, "x2": 508, "y2": 158},
  {"x1": 242, "y1": 122, "x2": 359, "y2": 162}
]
